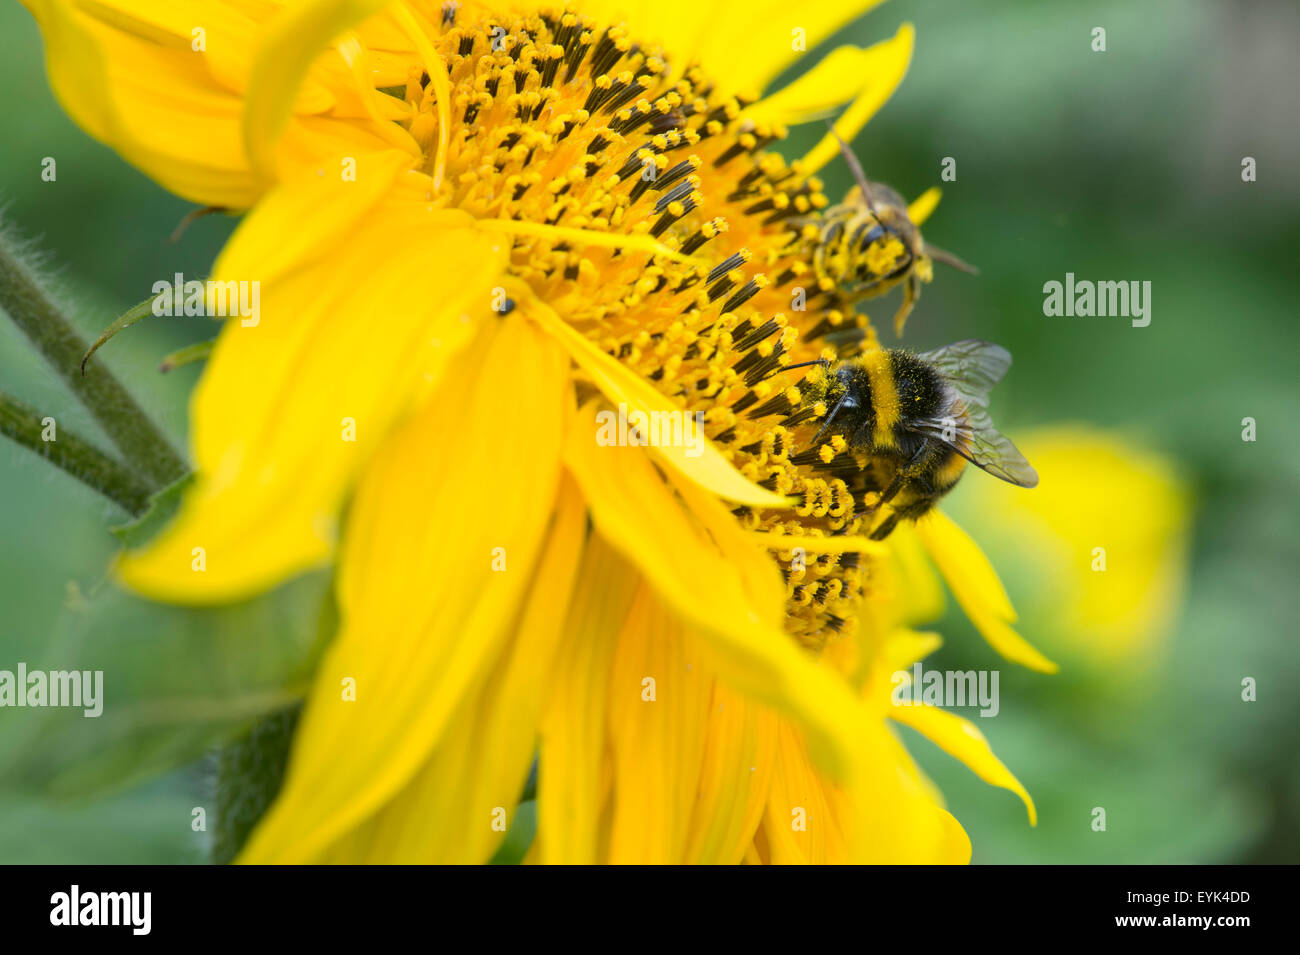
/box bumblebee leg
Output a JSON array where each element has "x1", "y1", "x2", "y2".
[
  {"x1": 872, "y1": 497, "x2": 938, "y2": 539},
  {"x1": 869, "y1": 511, "x2": 903, "y2": 540},
  {"x1": 872, "y1": 441, "x2": 929, "y2": 507},
  {"x1": 811, "y1": 394, "x2": 853, "y2": 444},
  {"x1": 873, "y1": 470, "x2": 908, "y2": 508}
]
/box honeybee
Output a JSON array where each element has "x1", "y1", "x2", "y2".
[
  {"x1": 810, "y1": 133, "x2": 976, "y2": 337},
  {"x1": 794, "y1": 340, "x2": 1038, "y2": 540}
]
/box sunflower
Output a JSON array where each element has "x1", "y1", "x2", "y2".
[{"x1": 26, "y1": 0, "x2": 1054, "y2": 863}]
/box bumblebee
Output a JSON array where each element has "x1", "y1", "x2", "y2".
[
  {"x1": 809, "y1": 133, "x2": 976, "y2": 337},
  {"x1": 795, "y1": 340, "x2": 1038, "y2": 540}
]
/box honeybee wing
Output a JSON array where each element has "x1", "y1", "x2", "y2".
[{"x1": 910, "y1": 340, "x2": 1039, "y2": 488}]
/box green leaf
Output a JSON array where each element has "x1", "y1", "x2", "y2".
[
  {"x1": 159, "y1": 338, "x2": 215, "y2": 373},
  {"x1": 109, "y1": 472, "x2": 195, "y2": 548},
  {"x1": 79, "y1": 293, "x2": 160, "y2": 377},
  {"x1": 0, "y1": 570, "x2": 334, "y2": 800},
  {"x1": 211, "y1": 706, "x2": 300, "y2": 865},
  {"x1": 489, "y1": 800, "x2": 537, "y2": 865}
]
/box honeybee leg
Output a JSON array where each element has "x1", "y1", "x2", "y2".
[{"x1": 893, "y1": 275, "x2": 919, "y2": 338}]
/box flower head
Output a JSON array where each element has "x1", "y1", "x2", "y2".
[{"x1": 28, "y1": 0, "x2": 1050, "y2": 862}]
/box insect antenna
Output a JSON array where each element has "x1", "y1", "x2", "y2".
[
  {"x1": 923, "y1": 242, "x2": 979, "y2": 274},
  {"x1": 829, "y1": 126, "x2": 876, "y2": 213},
  {"x1": 755, "y1": 357, "x2": 831, "y2": 383}
]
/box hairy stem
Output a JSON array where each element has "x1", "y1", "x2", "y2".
[
  {"x1": 0, "y1": 389, "x2": 153, "y2": 515},
  {"x1": 0, "y1": 220, "x2": 188, "y2": 488}
]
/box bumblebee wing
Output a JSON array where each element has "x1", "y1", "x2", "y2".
[
  {"x1": 916, "y1": 339, "x2": 1011, "y2": 410},
  {"x1": 910, "y1": 407, "x2": 1039, "y2": 488}
]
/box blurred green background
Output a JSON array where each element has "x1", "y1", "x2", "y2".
[{"x1": 1, "y1": 0, "x2": 1297, "y2": 862}]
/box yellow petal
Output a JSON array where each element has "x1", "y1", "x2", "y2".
[
  {"x1": 799, "y1": 24, "x2": 916, "y2": 176},
  {"x1": 683, "y1": 681, "x2": 779, "y2": 864},
  {"x1": 914, "y1": 510, "x2": 1060, "y2": 673},
  {"x1": 240, "y1": 315, "x2": 570, "y2": 863},
  {"x1": 118, "y1": 167, "x2": 508, "y2": 604},
  {"x1": 28, "y1": 0, "x2": 262, "y2": 207},
  {"x1": 243, "y1": 0, "x2": 396, "y2": 180},
  {"x1": 319, "y1": 472, "x2": 588, "y2": 863},
  {"x1": 878, "y1": 725, "x2": 972, "y2": 862},
  {"x1": 845, "y1": 720, "x2": 972, "y2": 863},
  {"x1": 605, "y1": 586, "x2": 712, "y2": 863},
  {"x1": 886, "y1": 520, "x2": 947, "y2": 625},
  {"x1": 757, "y1": 716, "x2": 971, "y2": 864},
  {"x1": 529, "y1": 296, "x2": 790, "y2": 509},
  {"x1": 884, "y1": 628, "x2": 944, "y2": 673},
  {"x1": 537, "y1": 534, "x2": 642, "y2": 864},
  {"x1": 956, "y1": 426, "x2": 1191, "y2": 666},
  {"x1": 890, "y1": 703, "x2": 1038, "y2": 826},
  {"x1": 747, "y1": 33, "x2": 906, "y2": 126},
  {"x1": 761, "y1": 721, "x2": 847, "y2": 863},
  {"x1": 581, "y1": 0, "x2": 888, "y2": 99},
  {"x1": 563, "y1": 406, "x2": 865, "y2": 783}
]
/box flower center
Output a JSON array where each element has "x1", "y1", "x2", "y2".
[{"x1": 396, "y1": 5, "x2": 901, "y2": 649}]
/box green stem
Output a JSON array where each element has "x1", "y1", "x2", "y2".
[
  {"x1": 0, "y1": 220, "x2": 188, "y2": 488},
  {"x1": 0, "y1": 389, "x2": 153, "y2": 515}
]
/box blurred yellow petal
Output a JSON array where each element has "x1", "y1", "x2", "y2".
[
  {"x1": 320, "y1": 472, "x2": 587, "y2": 863},
  {"x1": 890, "y1": 703, "x2": 1038, "y2": 826},
  {"x1": 915, "y1": 510, "x2": 1060, "y2": 673},
  {"x1": 240, "y1": 315, "x2": 569, "y2": 863},
  {"x1": 581, "y1": 0, "x2": 887, "y2": 98},
  {"x1": 846, "y1": 717, "x2": 972, "y2": 862},
  {"x1": 684, "y1": 682, "x2": 779, "y2": 864},
  {"x1": 747, "y1": 27, "x2": 912, "y2": 131},
  {"x1": 29, "y1": 0, "x2": 262, "y2": 206},
  {"x1": 243, "y1": 0, "x2": 397, "y2": 180},
  {"x1": 605, "y1": 586, "x2": 712, "y2": 863},
  {"x1": 760, "y1": 718, "x2": 971, "y2": 863},
  {"x1": 955, "y1": 426, "x2": 1191, "y2": 667},
  {"x1": 118, "y1": 165, "x2": 508, "y2": 604},
  {"x1": 920, "y1": 509, "x2": 1015, "y2": 619},
  {"x1": 885, "y1": 628, "x2": 944, "y2": 673},
  {"x1": 537, "y1": 534, "x2": 641, "y2": 864},
  {"x1": 799, "y1": 24, "x2": 915, "y2": 175},
  {"x1": 880, "y1": 727, "x2": 971, "y2": 862},
  {"x1": 908, "y1": 186, "x2": 942, "y2": 226},
  {"x1": 887, "y1": 521, "x2": 947, "y2": 625},
  {"x1": 761, "y1": 722, "x2": 847, "y2": 863}
]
